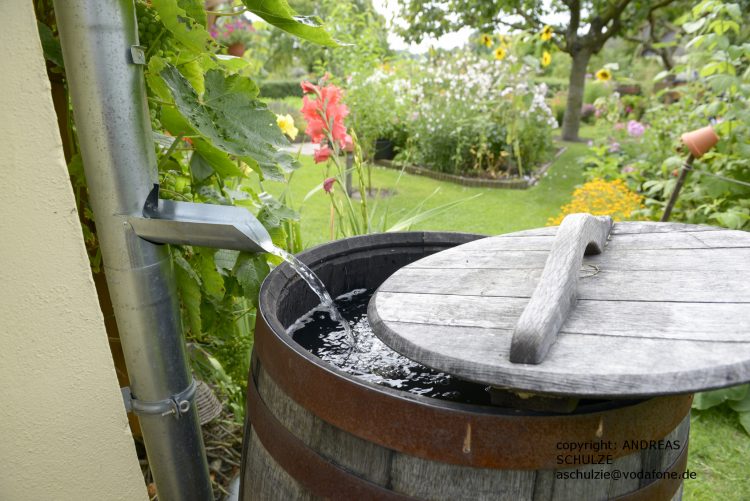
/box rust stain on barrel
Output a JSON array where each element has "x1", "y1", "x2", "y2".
[{"x1": 462, "y1": 423, "x2": 471, "y2": 454}]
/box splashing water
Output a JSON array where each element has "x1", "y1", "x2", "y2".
[
  {"x1": 288, "y1": 289, "x2": 491, "y2": 404},
  {"x1": 270, "y1": 247, "x2": 355, "y2": 344}
]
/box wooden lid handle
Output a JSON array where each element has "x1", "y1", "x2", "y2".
[{"x1": 510, "y1": 214, "x2": 613, "y2": 364}]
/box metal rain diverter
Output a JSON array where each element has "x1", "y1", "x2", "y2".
[{"x1": 368, "y1": 213, "x2": 750, "y2": 399}]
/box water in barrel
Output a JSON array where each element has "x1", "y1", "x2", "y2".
[{"x1": 287, "y1": 288, "x2": 491, "y2": 405}]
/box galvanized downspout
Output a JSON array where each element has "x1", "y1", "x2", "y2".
[{"x1": 53, "y1": 1, "x2": 214, "y2": 499}]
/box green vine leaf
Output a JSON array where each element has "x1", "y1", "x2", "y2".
[
  {"x1": 160, "y1": 107, "x2": 245, "y2": 179},
  {"x1": 160, "y1": 64, "x2": 296, "y2": 180},
  {"x1": 234, "y1": 254, "x2": 270, "y2": 307},
  {"x1": 37, "y1": 21, "x2": 64, "y2": 68},
  {"x1": 146, "y1": 56, "x2": 172, "y2": 101},
  {"x1": 177, "y1": 0, "x2": 207, "y2": 27},
  {"x1": 174, "y1": 251, "x2": 203, "y2": 337},
  {"x1": 196, "y1": 249, "x2": 226, "y2": 302},
  {"x1": 152, "y1": 0, "x2": 216, "y2": 53},
  {"x1": 241, "y1": 0, "x2": 338, "y2": 47}
]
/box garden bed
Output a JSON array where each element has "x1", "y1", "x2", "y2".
[{"x1": 374, "y1": 147, "x2": 565, "y2": 190}]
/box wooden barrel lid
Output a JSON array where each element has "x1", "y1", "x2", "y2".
[{"x1": 368, "y1": 221, "x2": 750, "y2": 398}]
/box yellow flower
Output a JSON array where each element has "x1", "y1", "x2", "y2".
[
  {"x1": 541, "y1": 51, "x2": 552, "y2": 67},
  {"x1": 548, "y1": 178, "x2": 644, "y2": 226},
  {"x1": 276, "y1": 114, "x2": 298, "y2": 140},
  {"x1": 494, "y1": 47, "x2": 507, "y2": 61},
  {"x1": 540, "y1": 25, "x2": 553, "y2": 42},
  {"x1": 498, "y1": 34, "x2": 510, "y2": 46},
  {"x1": 595, "y1": 68, "x2": 612, "y2": 82},
  {"x1": 480, "y1": 34, "x2": 493, "y2": 48}
]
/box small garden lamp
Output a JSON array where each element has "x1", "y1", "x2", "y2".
[{"x1": 661, "y1": 126, "x2": 720, "y2": 221}]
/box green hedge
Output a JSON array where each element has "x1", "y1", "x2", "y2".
[
  {"x1": 531, "y1": 76, "x2": 568, "y2": 94},
  {"x1": 259, "y1": 79, "x2": 303, "y2": 99}
]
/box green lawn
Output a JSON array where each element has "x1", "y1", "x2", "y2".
[
  {"x1": 261, "y1": 132, "x2": 750, "y2": 499},
  {"x1": 265, "y1": 141, "x2": 588, "y2": 248}
]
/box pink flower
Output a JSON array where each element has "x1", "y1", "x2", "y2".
[
  {"x1": 621, "y1": 164, "x2": 636, "y2": 174},
  {"x1": 323, "y1": 177, "x2": 336, "y2": 193},
  {"x1": 608, "y1": 141, "x2": 621, "y2": 153},
  {"x1": 314, "y1": 146, "x2": 332, "y2": 164},
  {"x1": 300, "y1": 81, "x2": 318, "y2": 94},
  {"x1": 627, "y1": 120, "x2": 645, "y2": 138},
  {"x1": 300, "y1": 83, "x2": 351, "y2": 149},
  {"x1": 614, "y1": 122, "x2": 625, "y2": 131},
  {"x1": 343, "y1": 134, "x2": 354, "y2": 152}
]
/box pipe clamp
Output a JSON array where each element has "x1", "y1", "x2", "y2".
[{"x1": 122, "y1": 379, "x2": 197, "y2": 419}]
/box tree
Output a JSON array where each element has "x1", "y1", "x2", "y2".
[
  {"x1": 397, "y1": 0, "x2": 680, "y2": 141},
  {"x1": 265, "y1": 0, "x2": 390, "y2": 75}
]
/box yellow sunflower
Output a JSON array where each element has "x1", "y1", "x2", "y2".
[
  {"x1": 595, "y1": 68, "x2": 612, "y2": 82},
  {"x1": 540, "y1": 25, "x2": 553, "y2": 42},
  {"x1": 498, "y1": 34, "x2": 510, "y2": 46},
  {"x1": 494, "y1": 47, "x2": 507, "y2": 61},
  {"x1": 541, "y1": 51, "x2": 552, "y2": 67},
  {"x1": 480, "y1": 34, "x2": 493, "y2": 48}
]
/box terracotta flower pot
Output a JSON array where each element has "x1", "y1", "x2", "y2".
[
  {"x1": 681, "y1": 126, "x2": 719, "y2": 158},
  {"x1": 227, "y1": 42, "x2": 245, "y2": 57}
]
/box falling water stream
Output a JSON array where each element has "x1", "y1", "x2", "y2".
[
  {"x1": 261, "y1": 240, "x2": 489, "y2": 403},
  {"x1": 269, "y1": 247, "x2": 355, "y2": 344}
]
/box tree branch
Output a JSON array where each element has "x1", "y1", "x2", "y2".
[
  {"x1": 494, "y1": 17, "x2": 533, "y2": 33},
  {"x1": 566, "y1": 0, "x2": 581, "y2": 53}
]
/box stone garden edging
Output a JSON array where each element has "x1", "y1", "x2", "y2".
[{"x1": 374, "y1": 147, "x2": 566, "y2": 190}]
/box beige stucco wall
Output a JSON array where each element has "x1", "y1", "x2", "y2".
[{"x1": 0, "y1": 2, "x2": 147, "y2": 500}]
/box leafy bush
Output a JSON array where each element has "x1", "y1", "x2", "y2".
[
  {"x1": 391, "y1": 50, "x2": 556, "y2": 177},
  {"x1": 580, "y1": 0, "x2": 750, "y2": 231},
  {"x1": 583, "y1": 80, "x2": 614, "y2": 104},
  {"x1": 259, "y1": 79, "x2": 303, "y2": 98},
  {"x1": 532, "y1": 76, "x2": 568, "y2": 93},
  {"x1": 548, "y1": 90, "x2": 568, "y2": 127},
  {"x1": 344, "y1": 63, "x2": 412, "y2": 157}
]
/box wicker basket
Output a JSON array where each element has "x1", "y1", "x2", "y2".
[{"x1": 194, "y1": 379, "x2": 223, "y2": 425}]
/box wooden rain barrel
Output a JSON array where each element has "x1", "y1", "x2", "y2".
[{"x1": 240, "y1": 230, "x2": 702, "y2": 501}]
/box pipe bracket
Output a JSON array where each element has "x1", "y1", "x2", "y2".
[
  {"x1": 122, "y1": 379, "x2": 197, "y2": 419},
  {"x1": 130, "y1": 45, "x2": 146, "y2": 65}
]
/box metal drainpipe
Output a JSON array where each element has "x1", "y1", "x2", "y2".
[{"x1": 53, "y1": 1, "x2": 214, "y2": 499}]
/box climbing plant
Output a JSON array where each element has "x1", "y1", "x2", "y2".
[{"x1": 38, "y1": 0, "x2": 337, "y2": 418}]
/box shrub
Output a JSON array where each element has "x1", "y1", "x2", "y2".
[
  {"x1": 259, "y1": 79, "x2": 303, "y2": 99},
  {"x1": 548, "y1": 90, "x2": 567, "y2": 127},
  {"x1": 343, "y1": 62, "x2": 412, "y2": 157},
  {"x1": 578, "y1": 1, "x2": 750, "y2": 231},
  {"x1": 584, "y1": 80, "x2": 613, "y2": 104},
  {"x1": 393, "y1": 50, "x2": 556, "y2": 177}
]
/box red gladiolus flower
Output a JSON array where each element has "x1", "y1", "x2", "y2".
[
  {"x1": 314, "y1": 146, "x2": 332, "y2": 164},
  {"x1": 300, "y1": 81, "x2": 318, "y2": 94},
  {"x1": 300, "y1": 83, "x2": 351, "y2": 149},
  {"x1": 343, "y1": 134, "x2": 354, "y2": 152},
  {"x1": 323, "y1": 177, "x2": 336, "y2": 193}
]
